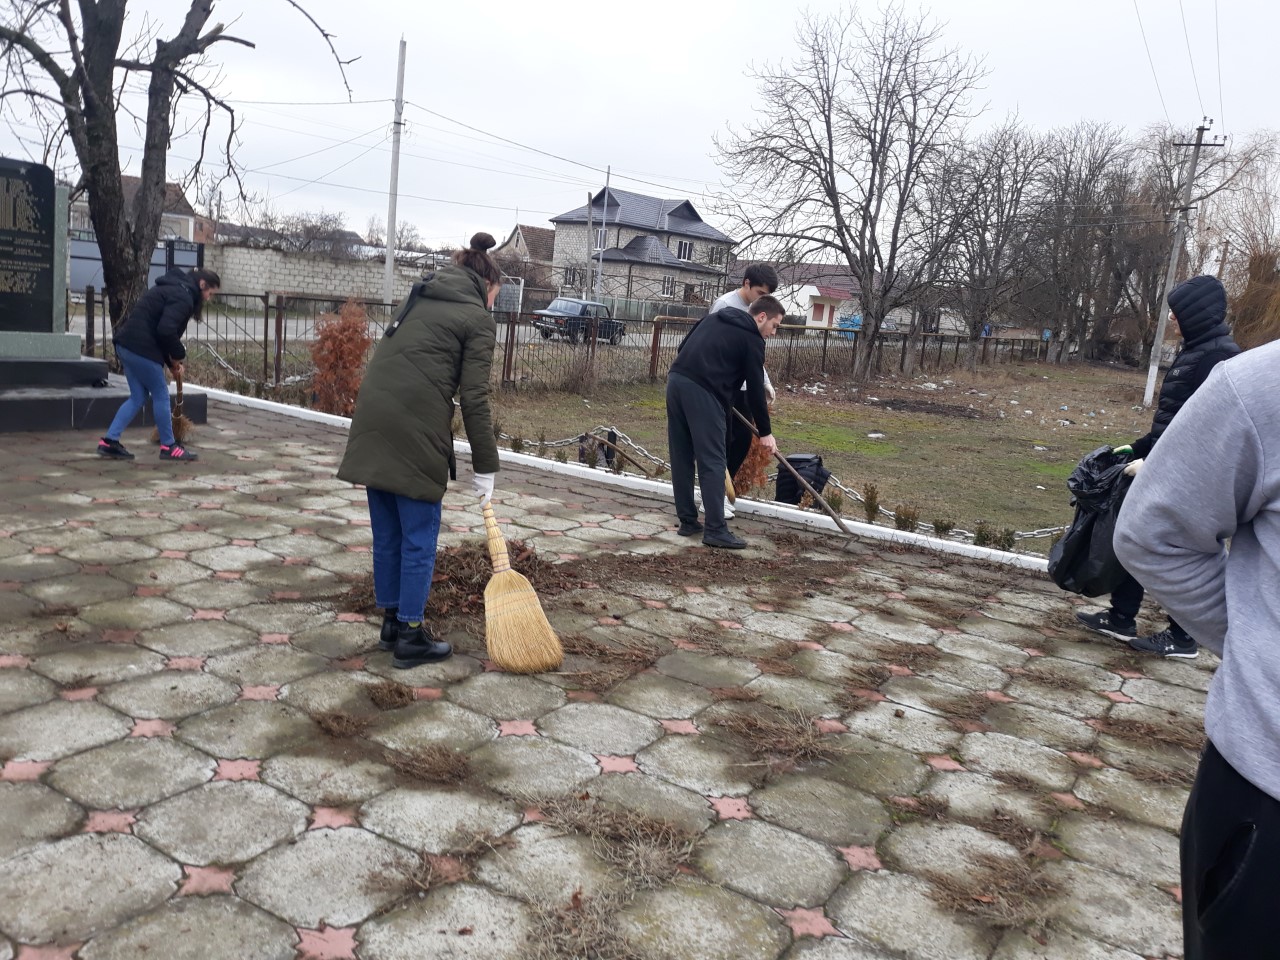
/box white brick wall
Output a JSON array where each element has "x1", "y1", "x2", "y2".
[{"x1": 204, "y1": 244, "x2": 425, "y2": 301}]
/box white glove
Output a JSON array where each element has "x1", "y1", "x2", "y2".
[
  {"x1": 763, "y1": 368, "x2": 776, "y2": 404},
  {"x1": 472, "y1": 471, "x2": 495, "y2": 505},
  {"x1": 1123, "y1": 458, "x2": 1144, "y2": 478}
]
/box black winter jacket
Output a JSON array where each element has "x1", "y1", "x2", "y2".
[
  {"x1": 1132, "y1": 275, "x2": 1240, "y2": 459},
  {"x1": 112, "y1": 269, "x2": 201, "y2": 365},
  {"x1": 670, "y1": 307, "x2": 771, "y2": 437}
]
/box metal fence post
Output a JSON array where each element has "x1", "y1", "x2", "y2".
[
  {"x1": 820, "y1": 329, "x2": 829, "y2": 374},
  {"x1": 981, "y1": 336, "x2": 990, "y2": 365},
  {"x1": 273, "y1": 294, "x2": 285, "y2": 387},
  {"x1": 262, "y1": 294, "x2": 271, "y2": 384},
  {"x1": 648, "y1": 320, "x2": 663, "y2": 381},
  {"x1": 84, "y1": 286, "x2": 95, "y2": 357},
  {"x1": 501, "y1": 314, "x2": 518, "y2": 384}
]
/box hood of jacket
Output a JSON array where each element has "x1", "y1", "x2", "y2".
[
  {"x1": 419, "y1": 265, "x2": 489, "y2": 308},
  {"x1": 1169, "y1": 275, "x2": 1229, "y2": 347},
  {"x1": 714, "y1": 305, "x2": 762, "y2": 337}
]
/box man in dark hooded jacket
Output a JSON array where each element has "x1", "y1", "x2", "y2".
[{"x1": 1076, "y1": 275, "x2": 1240, "y2": 658}]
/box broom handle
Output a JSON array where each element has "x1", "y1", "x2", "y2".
[
  {"x1": 730, "y1": 408, "x2": 856, "y2": 538},
  {"x1": 174, "y1": 366, "x2": 184, "y2": 413},
  {"x1": 482, "y1": 501, "x2": 511, "y2": 573}
]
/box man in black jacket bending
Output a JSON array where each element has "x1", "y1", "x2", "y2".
[
  {"x1": 1076, "y1": 275, "x2": 1240, "y2": 658},
  {"x1": 667, "y1": 295, "x2": 784, "y2": 549}
]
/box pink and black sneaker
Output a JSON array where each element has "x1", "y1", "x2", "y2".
[
  {"x1": 97, "y1": 437, "x2": 134, "y2": 460},
  {"x1": 159, "y1": 444, "x2": 198, "y2": 462}
]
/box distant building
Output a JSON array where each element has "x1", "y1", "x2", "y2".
[
  {"x1": 69, "y1": 175, "x2": 198, "y2": 241},
  {"x1": 494, "y1": 224, "x2": 555, "y2": 287}
]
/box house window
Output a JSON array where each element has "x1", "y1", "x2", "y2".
[
  {"x1": 708, "y1": 246, "x2": 725, "y2": 265},
  {"x1": 661, "y1": 275, "x2": 675, "y2": 298},
  {"x1": 676, "y1": 240, "x2": 693, "y2": 261},
  {"x1": 595, "y1": 227, "x2": 607, "y2": 251}
]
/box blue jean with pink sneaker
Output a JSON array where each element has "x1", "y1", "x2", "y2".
[{"x1": 106, "y1": 345, "x2": 175, "y2": 446}]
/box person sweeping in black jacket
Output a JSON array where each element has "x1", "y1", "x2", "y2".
[
  {"x1": 1075, "y1": 275, "x2": 1240, "y2": 658},
  {"x1": 666, "y1": 295, "x2": 784, "y2": 549},
  {"x1": 98, "y1": 267, "x2": 220, "y2": 462}
]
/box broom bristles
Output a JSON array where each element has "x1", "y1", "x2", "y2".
[
  {"x1": 484, "y1": 570, "x2": 563, "y2": 673},
  {"x1": 724, "y1": 469, "x2": 736, "y2": 504}
]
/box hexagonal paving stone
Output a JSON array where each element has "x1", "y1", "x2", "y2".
[
  {"x1": 224, "y1": 601, "x2": 332, "y2": 635},
  {"x1": 587, "y1": 771, "x2": 714, "y2": 834},
  {"x1": 882, "y1": 820, "x2": 1020, "y2": 882},
  {"x1": 828, "y1": 870, "x2": 998, "y2": 960},
  {"x1": 279, "y1": 670, "x2": 383, "y2": 716},
  {"x1": 606, "y1": 672, "x2": 714, "y2": 719},
  {"x1": 93, "y1": 517, "x2": 180, "y2": 537},
  {"x1": 741, "y1": 610, "x2": 823, "y2": 642},
  {"x1": 635, "y1": 735, "x2": 755, "y2": 797},
  {"x1": 31, "y1": 644, "x2": 166, "y2": 687},
  {"x1": 475, "y1": 822, "x2": 625, "y2": 902},
  {"x1": 0, "y1": 782, "x2": 83, "y2": 860},
  {"x1": 256, "y1": 533, "x2": 342, "y2": 558},
  {"x1": 136, "y1": 780, "x2": 307, "y2": 865},
  {"x1": 751, "y1": 775, "x2": 890, "y2": 845},
  {"x1": 447, "y1": 672, "x2": 567, "y2": 719},
  {"x1": 177, "y1": 701, "x2": 319, "y2": 759},
  {"x1": 1055, "y1": 813, "x2": 1179, "y2": 887},
  {"x1": 0, "y1": 591, "x2": 39, "y2": 621},
  {"x1": 1073, "y1": 767, "x2": 1188, "y2": 833},
  {"x1": 959, "y1": 731, "x2": 1077, "y2": 792},
  {"x1": 616, "y1": 879, "x2": 791, "y2": 960},
  {"x1": 821, "y1": 733, "x2": 930, "y2": 798},
  {"x1": 112, "y1": 558, "x2": 212, "y2": 587},
  {"x1": 843, "y1": 701, "x2": 962, "y2": 754},
  {"x1": 983, "y1": 701, "x2": 1097, "y2": 753},
  {"x1": 359, "y1": 883, "x2": 532, "y2": 960},
  {"x1": 368, "y1": 699, "x2": 496, "y2": 754},
  {"x1": 0, "y1": 700, "x2": 132, "y2": 761},
  {"x1": 188, "y1": 544, "x2": 280, "y2": 572},
  {"x1": 656, "y1": 650, "x2": 760, "y2": 689},
  {"x1": 22, "y1": 573, "x2": 134, "y2": 607},
  {"x1": 0, "y1": 553, "x2": 79, "y2": 582},
  {"x1": 955, "y1": 614, "x2": 1045, "y2": 646},
  {"x1": 289, "y1": 620, "x2": 376, "y2": 659},
  {"x1": 854, "y1": 610, "x2": 941, "y2": 645},
  {"x1": 78, "y1": 596, "x2": 191, "y2": 630},
  {"x1": 991, "y1": 928, "x2": 1145, "y2": 960},
  {"x1": 49, "y1": 737, "x2": 215, "y2": 809},
  {"x1": 747, "y1": 674, "x2": 843, "y2": 716},
  {"x1": 1046, "y1": 860, "x2": 1181, "y2": 957},
  {"x1": 783, "y1": 941, "x2": 897, "y2": 960},
  {"x1": 77, "y1": 894, "x2": 297, "y2": 960},
  {"x1": 470, "y1": 737, "x2": 600, "y2": 798},
  {"x1": 0, "y1": 670, "x2": 57, "y2": 713},
  {"x1": 261, "y1": 751, "x2": 396, "y2": 805},
  {"x1": 0, "y1": 833, "x2": 180, "y2": 943},
  {"x1": 237, "y1": 826, "x2": 415, "y2": 927},
  {"x1": 97, "y1": 670, "x2": 240, "y2": 720},
  {"x1": 205, "y1": 644, "x2": 328, "y2": 686},
  {"x1": 538, "y1": 702, "x2": 663, "y2": 755},
  {"x1": 135, "y1": 620, "x2": 257, "y2": 658},
  {"x1": 696, "y1": 818, "x2": 845, "y2": 908},
  {"x1": 361, "y1": 785, "x2": 522, "y2": 853},
  {"x1": 166, "y1": 579, "x2": 269, "y2": 610},
  {"x1": 922, "y1": 771, "x2": 1055, "y2": 830}
]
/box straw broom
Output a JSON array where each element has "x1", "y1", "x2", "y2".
[
  {"x1": 724, "y1": 469, "x2": 737, "y2": 504},
  {"x1": 150, "y1": 366, "x2": 195, "y2": 445},
  {"x1": 482, "y1": 500, "x2": 563, "y2": 673}
]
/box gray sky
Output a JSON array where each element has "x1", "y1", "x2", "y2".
[{"x1": 3, "y1": 0, "x2": 1275, "y2": 247}]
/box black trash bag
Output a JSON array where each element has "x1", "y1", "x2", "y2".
[
  {"x1": 775, "y1": 454, "x2": 831, "y2": 505},
  {"x1": 1048, "y1": 445, "x2": 1134, "y2": 597}
]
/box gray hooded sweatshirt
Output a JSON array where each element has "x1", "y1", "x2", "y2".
[{"x1": 1114, "y1": 340, "x2": 1280, "y2": 801}]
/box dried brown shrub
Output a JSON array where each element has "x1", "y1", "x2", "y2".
[
  {"x1": 873, "y1": 640, "x2": 942, "y2": 672},
  {"x1": 313, "y1": 711, "x2": 372, "y2": 738},
  {"x1": 311, "y1": 299, "x2": 373, "y2": 416},
  {"x1": 537, "y1": 797, "x2": 697, "y2": 889},
  {"x1": 385, "y1": 745, "x2": 471, "y2": 784},
  {"x1": 1097, "y1": 717, "x2": 1206, "y2": 752},
  {"x1": 367, "y1": 681, "x2": 415, "y2": 710},
  {"x1": 926, "y1": 852, "x2": 1061, "y2": 928},
  {"x1": 709, "y1": 707, "x2": 841, "y2": 764},
  {"x1": 709, "y1": 686, "x2": 760, "y2": 702},
  {"x1": 527, "y1": 890, "x2": 644, "y2": 960},
  {"x1": 733, "y1": 435, "x2": 773, "y2": 496}
]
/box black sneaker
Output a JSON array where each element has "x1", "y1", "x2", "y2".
[
  {"x1": 392, "y1": 623, "x2": 452, "y2": 669},
  {"x1": 1129, "y1": 629, "x2": 1199, "y2": 659},
  {"x1": 159, "y1": 444, "x2": 198, "y2": 462},
  {"x1": 702, "y1": 530, "x2": 747, "y2": 550},
  {"x1": 1075, "y1": 610, "x2": 1137, "y2": 642},
  {"x1": 97, "y1": 437, "x2": 134, "y2": 460},
  {"x1": 677, "y1": 520, "x2": 704, "y2": 537},
  {"x1": 378, "y1": 610, "x2": 399, "y2": 651}
]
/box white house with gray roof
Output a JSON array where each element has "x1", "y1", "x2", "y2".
[{"x1": 549, "y1": 188, "x2": 736, "y2": 304}]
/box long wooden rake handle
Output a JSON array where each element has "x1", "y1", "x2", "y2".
[
  {"x1": 482, "y1": 501, "x2": 511, "y2": 573},
  {"x1": 731, "y1": 408, "x2": 856, "y2": 538}
]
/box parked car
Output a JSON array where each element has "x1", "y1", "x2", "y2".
[{"x1": 532, "y1": 298, "x2": 626, "y2": 344}]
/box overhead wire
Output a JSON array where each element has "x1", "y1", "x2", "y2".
[
  {"x1": 1213, "y1": 0, "x2": 1225, "y2": 131},
  {"x1": 1132, "y1": 0, "x2": 1173, "y2": 125},
  {"x1": 1177, "y1": 0, "x2": 1206, "y2": 116}
]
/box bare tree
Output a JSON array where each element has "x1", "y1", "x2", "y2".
[
  {"x1": 0, "y1": 0, "x2": 352, "y2": 327},
  {"x1": 364, "y1": 214, "x2": 385, "y2": 247},
  {"x1": 715, "y1": 5, "x2": 986, "y2": 378}
]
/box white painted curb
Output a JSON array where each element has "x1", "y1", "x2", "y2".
[{"x1": 194, "y1": 384, "x2": 1049, "y2": 573}]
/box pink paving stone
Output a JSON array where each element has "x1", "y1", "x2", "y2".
[
  {"x1": 309, "y1": 807, "x2": 359, "y2": 830},
  {"x1": 295, "y1": 924, "x2": 360, "y2": 960},
  {"x1": 33, "y1": 546, "x2": 58, "y2": 555},
  {"x1": 159, "y1": 550, "x2": 187, "y2": 559},
  {"x1": 197, "y1": 502, "x2": 221, "y2": 510},
  {"x1": 885, "y1": 591, "x2": 908, "y2": 600},
  {"x1": 752, "y1": 603, "x2": 777, "y2": 612},
  {"x1": 661, "y1": 719, "x2": 698, "y2": 735},
  {"x1": 231, "y1": 538, "x2": 255, "y2": 546},
  {"x1": 0, "y1": 530, "x2": 8, "y2": 537},
  {"x1": 1067, "y1": 751, "x2": 1106, "y2": 769},
  {"x1": 1101, "y1": 690, "x2": 1136, "y2": 703},
  {"x1": 594, "y1": 755, "x2": 640, "y2": 773},
  {"x1": 83, "y1": 809, "x2": 136, "y2": 833},
  {"x1": 597, "y1": 616, "x2": 622, "y2": 626},
  {"x1": 335, "y1": 612, "x2": 367, "y2": 623},
  {"x1": 192, "y1": 609, "x2": 226, "y2": 621},
  {"x1": 239, "y1": 684, "x2": 281, "y2": 701},
  {"x1": 91, "y1": 498, "x2": 117, "y2": 504},
  {"x1": 795, "y1": 641, "x2": 826, "y2": 651},
  {"x1": 889, "y1": 796, "x2": 921, "y2": 811},
  {"x1": 984, "y1": 690, "x2": 1017, "y2": 703},
  {"x1": 632, "y1": 534, "x2": 653, "y2": 541},
  {"x1": 1116, "y1": 668, "x2": 1146, "y2": 679},
  {"x1": 828, "y1": 621, "x2": 855, "y2": 632},
  {"x1": 16, "y1": 943, "x2": 84, "y2": 959},
  {"x1": 849, "y1": 688, "x2": 888, "y2": 703},
  {"x1": 282, "y1": 557, "x2": 310, "y2": 566},
  {"x1": 350, "y1": 518, "x2": 372, "y2": 526},
  {"x1": 412, "y1": 687, "x2": 443, "y2": 701},
  {"x1": 776, "y1": 906, "x2": 843, "y2": 940},
  {"x1": 81, "y1": 564, "x2": 111, "y2": 574},
  {"x1": 1165, "y1": 885, "x2": 1183, "y2": 904},
  {"x1": 135, "y1": 586, "x2": 166, "y2": 597},
  {"x1": 260, "y1": 633, "x2": 291, "y2": 645},
  {"x1": 155, "y1": 491, "x2": 179, "y2": 498},
  {"x1": 448, "y1": 525, "x2": 471, "y2": 534},
  {"x1": 566, "y1": 689, "x2": 599, "y2": 702},
  {"x1": 0, "y1": 581, "x2": 19, "y2": 591},
  {"x1": 927, "y1": 755, "x2": 966, "y2": 772},
  {"x1": 710, "y1": 797, "x2": 753, "y2": 820},
  {"x1": 886, "y1": 664, "x2": 913, "y2": 677},
  {"x1": 58, "y1": 687, "x2": 98, "y2": 702},
  {"x1": 213, "y1": 759, "x2": 261, "y2": 782},
  {"x1": 271, "y1": 591, "x2": 303, "y2": 601},
  {"x1": 542, "y1": 530, "x2": 565, "y2": 538},
  {"x1": 814, "y1": 718, "x2": 848, "y2": 734},
  {"x1": 715, "y1": 620, "x2": 743, "y2": 630},
  {"x1": 643, "y1": 599, "x2": 668, "y2": 609},
  {"x1": 181, "y1": 523, "x2": 206, "y2": 532},
  {"x1": 499, "y1": 720, "x2": 539, "y2": 737},
  {"x1": 1, "y1": 760, "x2": 51, "y2": 782},
  {"x1": 1023, "y1": 647, "x2": 1046, "y2": 657},
  {"x1": 1050, "y1": 791, "x2": 1086, "y2": 810},
  {"x1": 613, "y1": 515, "x2": 633, "y2": 521},
  {"x1": 684, "y1": 585, "x2": 706, "y2": 594},
  {"x1": 347, "y1": 545, "x2": 372, "y2": 553},
  {"x1": 672, "y1": 638, "x2": 701, "y2": 651},
  {"x1": 165, "y1": 656, "x2": 205, "y2": 670},
  {"x1": 293, "y1": 528, "x2": 316, "y2": 535},
  {"x1": 522, "y1": 806, "x2": 546, "y2": 823},
  {"x1": 0, "y1": 654, "x2": 32, "y2": 668},
  {"x1": 130, "y1": 718, "x2": 176, "y2": 738},
  {"x1": 214, "y1": 571, "x2": 243, "y2": 580},
  {"x1": 334, "y1": 656, "x2": 366, "y2": 671},
  {"x1": 951, "y1": 719, "x2": 993, "y2": 734}
]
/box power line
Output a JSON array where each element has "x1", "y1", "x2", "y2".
[
  {"x1": 1132, "y1": 0, "x2": 1172, "y2": 124},
  {"x1": 1214, "y1": 0, "x2": 1225, "y2": 132},
  {"x1": 224, "y1": 97, "x2": 393, "y2": 107},
  {"x1": 249, "y1": 125, "x2": 388, "y2": 173},
  {"x1": 1177, "y1": 0, "x2": 1206, "y2": 116},
  {"x1": 268, "y1": 135, "x2": 390, "y2": 201}
]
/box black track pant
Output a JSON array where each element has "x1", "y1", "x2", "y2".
[
  {"x1": 666, "y1": 371, "x2": 728, "y2": 535},
  {"x1": 1111, "y1": 572, "x2": 1190, "y2": 641},
  {"x1": 727, "y1": 390, "x2": 754, "y2": 478},
  {"x1": 1181, "y1": 740, "x2": 1280, "y2": 959}
]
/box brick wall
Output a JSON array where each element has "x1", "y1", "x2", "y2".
[{"x1": 204, "y1": 244, "x2": 425, "y2": 301}]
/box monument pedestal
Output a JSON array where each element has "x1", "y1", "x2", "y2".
[{"x1": 0, "y1": 373, "x2": 208, "y2": 434}]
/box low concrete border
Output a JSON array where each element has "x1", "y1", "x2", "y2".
[{"x1": 193, "y1": 384, "x2": 1049, "y2": 573}]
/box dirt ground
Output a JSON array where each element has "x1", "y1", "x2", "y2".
[{"x1": 492, "y1": 360, "x2": 1156, "y2": 536}]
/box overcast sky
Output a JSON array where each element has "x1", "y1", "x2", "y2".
[{"x1": 2, "y1": 0, "x2": 1275, "y2": 248}]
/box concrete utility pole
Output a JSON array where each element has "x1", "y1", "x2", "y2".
[
  {"x1": 592, "y1": 166, "x2": 611, "y2": 304},
  {"x1": 1143, "y1": 121, "x2": 1223, "y2": 407},
  {"x1": 382, "y1": 38, "x2": 407, "y2": 306},
  {"x1": 583, "y1": 192, "x2": 594, "y2": 299}
]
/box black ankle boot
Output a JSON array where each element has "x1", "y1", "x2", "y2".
[
  {"x1": 392, "y1": 622, "x2": 452, "y2": 669},
  {"x1": 379, "y1": 609, "x2": 399, "y2": 651}
]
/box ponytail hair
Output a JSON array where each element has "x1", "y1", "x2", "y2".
[
  {"x1": 453, "y1": 232, "x2": 503, "y2": 286},
  {"x1": 188, "y1": 268, "x2": 220, "y2": 322}
]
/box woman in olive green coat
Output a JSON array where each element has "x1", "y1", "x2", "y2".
[{"x1": 338, "y1": 233, "x2": 503, "y2": 668}]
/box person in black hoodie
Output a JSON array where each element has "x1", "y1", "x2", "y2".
[
  {"x1": 98, "y1": 267, "x2": 220, "y2": 462},
  {"x1": 667, "y1": 295, "x2": 784, "y2": 549},
  {"x1": 1076, "y1": 275, "x2": 1240, "y2": 658}
]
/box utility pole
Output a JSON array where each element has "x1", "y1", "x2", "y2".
[
  {"x1": 382, "y1": 38, "x2": 407, "y2": 305},
  {"x1": 583, "y1": 192, "x2": 594, "y2": 299},
  {"x1": 1217, "y1": 239, "x2": 1230, "y2": 279},
  {"x1": 592, "y1": 166, "x2": 611, "y2": 304},
  {"x1": 1143, "y1": 121, "x2": 1223, "y2": 407}
]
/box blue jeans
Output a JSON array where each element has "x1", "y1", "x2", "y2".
[
  {"x1": 107, "y1": 345, "x2": 174, "y2": 446},
  {"x1": 366, "y1": 487, "x2": 443, "y2": 623}
]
